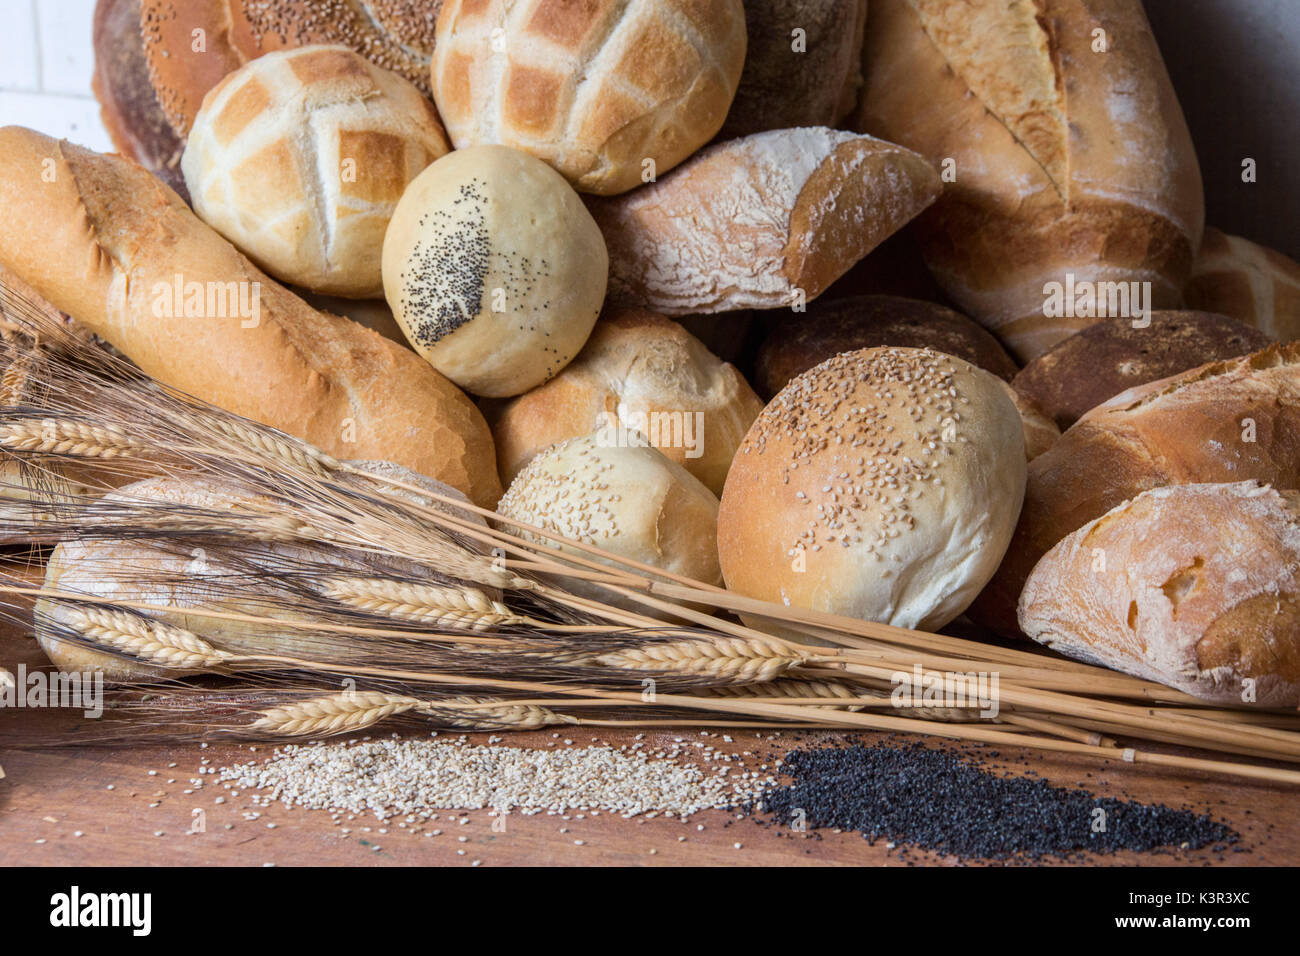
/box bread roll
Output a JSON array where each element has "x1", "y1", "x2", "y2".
[
  {"x1": 974, "y1": 342, "x2": 1300, "y2": 637},
  {"x1": 382, "y1": 145, "x2": 607, "y2": 399},
  {"x1": 496, "y1": 433, "x2": 722, "y2": 602},
  {"x1": 855, "y1": 0, "x2": 1204, "y2": 361},
  {"x1": 1012, "y1": 312, "x2": 1272, "y2": 431},
  {"x1": 431, "y1": 0, "x2": 746, "y2": 196},
  {"x1": 753, "y1": 295, "x2": 1018, "y2": 399},
  {"x1": 1184, "y1": 228, "x2": 1300, "y2": 340},
  {"x1": 720, "y1": 0, "x2": 868, "y2": 138},
  {"x1": 36, "y1": 463, "x2": 486, "y2": 680},
  {"x1": 718, "y1": 347, "x2": 1026, "y2": 633},
  {"x1": 589, "y1": 127, "x2": 941, "y2": 316},
  {"x1": 1020, "y1": 482, "x2": 1300, "y2": 707},
  {"x1": 1004, "y1": 387, "x2": 1060, "y2": 463},
  {"x1": 182, "y1": 45, "x2": 450, "y2": 298},
  {"x1": 488, "y1": 309, "x2": 764, "y2": 495},
  {"x1": 0, "y1": 127, "x2": 501, "y2": 509},
  {"x1": 139, "y1": 0, "x2": 443, "y2": 135}
]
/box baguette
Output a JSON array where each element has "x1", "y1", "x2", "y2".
[
  {"x1": 0, "y1": 127, "x2": 501, "y2": 508},
  {"x1": 588, "y1": 127, "x2": 941, "y2": 315},
  {"x1": 1019, "y1": 482, "x2": 1300, "y2": 707},
  {"x1": 973, "y1": 342, "x2": 1300, "y2": 637}
]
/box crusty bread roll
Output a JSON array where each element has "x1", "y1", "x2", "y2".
[
  {"x1": 496, "y1": 432, "x2": 722, "y2": 602},
  {"x1": 139, "y1": 0, "x2": 443, "y2": 135},
  {"x1": 488, "y1": 309, "x2": 764, "y2": 496},
  {"x1": 589, "y1": 127, "x2": 941, "y2": 316},
  {"x1": 1004, "y1": 387, "x2": 1060, "y2": 463},
  {"x1": 1184, "y1": 228, "x2": 1300, "y2": 341},
  {"x1": 720, "y1": 0, "x2": 868, "y2": 138},
  {"x1": 182, "y1": 45, "x2": 450, "y2": 299},
  {"x1": 718, "y1": 347, "x2": 1026, "y2": 633},
  {"x1": 1020, "y1": 482, "x2": 1300, "y2": 707},
  {"x1": 974, "y1": 342, "x2": 1300, "y2": 638},
  {"x1": 36, "y1": 464, "x2": 487, "y2": 680},
  {"x1": 431, "y1": 0, "x2": 747, "y2": 196},
  {"x1": 855, "y1": 0, "x2": 1204, "y2": 361},
  {"x1": 0, "y1": 127, "x2": 501, "y2": 509},
  {"x1": 1012, "y1": 312, "x2": 1272, "y2": 431},
  {"x1": 753, "y1": 294, "x2": 1018, "y2": 399},
  {"x1": 382, "y1": 145, "x2": 608, "y2": 399}
]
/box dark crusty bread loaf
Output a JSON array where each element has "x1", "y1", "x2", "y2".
[
  {"x1": 973, "y1": 342, "x2": 1300, "y2": 637},
  {"x1": 1012, "y1": 311, "x2": 1272, "y2": 431},
  {"x1": 1020, "y1": 481, "x2": 1300, "y2": 706}
]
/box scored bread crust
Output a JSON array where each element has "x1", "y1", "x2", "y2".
[
  {"x1": 589, "y1": 127, "x2": 942, "y2": 315},
  {"x1": 139, "y1": 0, "x2": 443, "y2": 136},
  {"x1": 0, "y1": 127, "x2": 501, "y2": 509},
  {"x1": 1019, "y1": 482, "x2": 1300, "y2": 706},
  {"x1": 974, "y1": 341, "x2": 1300, "y2": 637},
  {"x1": 488, "y1": 308, "x2": 764, "y2": 495},
  {"x1": 1184, "y1": 228, "x2": 1300, "y2": 341},
  {"x1": 855, "y1": 0, "x2": 1204, "y2": 361},
  {"x1": 431, "y1": 0, "x2": 747, "y2": 196}
]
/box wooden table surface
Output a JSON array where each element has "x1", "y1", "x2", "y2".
[{"x1": 1, "y1": 580, "x2": 1296, "y2": 867}]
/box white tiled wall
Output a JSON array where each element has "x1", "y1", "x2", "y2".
[{"x1": 0, "y1": 0, "x2": 113, "y2": 151}]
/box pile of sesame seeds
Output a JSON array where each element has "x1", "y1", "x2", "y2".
[{"x1": 217, "y1": 733, "x2": 777, "y2": 824}]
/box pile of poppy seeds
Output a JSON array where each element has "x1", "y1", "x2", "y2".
[{"x1": 748, "y1": 740, "x2": 1241, "y2": 863}]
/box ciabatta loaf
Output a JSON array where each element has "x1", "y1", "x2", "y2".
[
  {"x1": 855, "y1": 0, "x2": 1204, "y2": 361},
  {"x1": 973, "y1": 342, "x2": 1300, "y2": 637},
  {"x1": 1184, "y1": 228, "x2": 1300, "y2": 341},
  {"x1": 0, "y1": 127, "x2": 501, "y2": 508},
  {"x1": 1020, "y1": 482, "x2": 1300, "y2": 707},
  {"x1": 589, "y1": 127, "x2": 941, "y2": 315}
]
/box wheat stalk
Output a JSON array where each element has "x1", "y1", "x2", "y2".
[
  {"x1": 581, "y1": 635, "x2": 805, "y2": 685},
  {"x1": 63, "y1": 606, "x2": 231, "y2": 669},
  {"x1": 698, "y1": 678, "x2": 868, "y2": 711},
  {"x1": 320, "y1": 578, "x2": 533, "y2": 630},
  {"x1": 247, "y1": 691, "x2": 577, "y2": 737},
  {"x1": 0, "y1": 419, "x2": 145, "y2": 459},
  {"x1": 203, "y1": 417, "x2": 341, "y2": 477}
]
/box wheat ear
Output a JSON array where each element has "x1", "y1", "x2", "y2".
[
  {"x1": 320, "y1": 578, "x2": 533, "y2": 630},
  {"x1": 0, "y1": 420, "x2": 145, "y2": 459},
  {"x1": 582, "y1": 635, "x2": 805, "y2": 685},
  {"x1": 203, "y1": 418, "x2": 341, "y2": 476},
  {"x1": 699, "y1": 678, "x2": 868, "y2": 711},
  {"x1": 248, "y1": 691, "x2": 577, "y2": 737},
  {"x1": 62, "y1": 607, "x2": 230, "y2": 669}
]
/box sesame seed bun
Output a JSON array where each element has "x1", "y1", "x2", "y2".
[
  {"x1": 718, "y1": 347, "x2": 1026, "y2": 633},
  {"x1": 382, "y1": 145, "x2": 608, "y2": 398}
]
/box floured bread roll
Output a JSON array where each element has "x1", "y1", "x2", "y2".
[
  {"x1": 182, "y1": 45, "x2": 450, "y2": 297},
  {"x1": 496, "y1": 433, "x2": 722, "y2": 603},
  {"x1": 431, "y1": 0, "x2": 747, "y2": 195},
  {"x1": 718, "y1": 347, "x2": 1026, "y2": 633},
  {"x1": 382, "y1": 145, "x2": 608, "y2": 398},
  {"x1": 36, "y1": 463, "x2": 487, "y2": 681}
]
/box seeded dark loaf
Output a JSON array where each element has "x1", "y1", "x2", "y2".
[{"x1": 0, "y1": 126, "x2": 501, "y2": 509}]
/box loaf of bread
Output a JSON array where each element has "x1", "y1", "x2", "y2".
[
  {"x1": 589, "y1": 127, "x2": 941, "y2": 316},
  {"x1": 1020, "y1": 482, "x2": 1300, "y2": 707},
  {"x1": 720, "y1": 0, "x2": 867, "y2": 138},
  {"x1": 183, "y1": 45, "x2": 450, "y2": 298},
  {"x1": 488, "y1": 309, "x2": 764, "y2": 495},
  {"x1": 431, "y1": 0, "x2": 747, "y2": 196},
  {"x1": 0, "y1": 127, "x2": 501, "y2": 509},
  {"x1": 382, "y1": 145, "x2": 608, "y2": 399},
  {"x1": 1184, "y1": 228, "x2": 1300, "y2": 341},
  {"x1": 973, "y1": 342, "x2": 1300, "y2": 637},
  {"x1": 718, "y1": 347, "x2": 1026, "y2": 635},
  {"x1": 855, "y1": 0, "x2": 1204, "y2": 361},
  {"x1": 1012, "y1": 312, "x2": 1272, "y2": 431},
  {"x1": 139, "y1": 0, "x2": 442, "y2": 135},
  {"x1": 753, "y1": 294, "x2": 1018, "y2": 398}
]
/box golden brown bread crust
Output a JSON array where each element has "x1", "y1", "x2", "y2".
[
  {"x1": 1011, "y1": 311, "x2": 1273, "y2": 431},
  {"x1": 753, "y1": 294, "x2": 1018, "y2": 399},
  {"x1": 0, "y1": 127, "x2": 500, "y2": 509},
  {"x1": 1019, "y1": 482, "x2": 1300, "y2": 706},
  {"x1": 973, "y1": 341, "x2": 1300, "y2": 637},
  {"x1": 140, "y1": 0, "x2": 443, "y2": 136},
  {"x1": 1184, "y1": 228, "x2": 1300, "y2": 341},
  {"x1": 589, "y1": 127, "x2": 941, "y2": 315},
  {"x1": 488, "y1": 308, "x2": 764, "y2": 495},
  {"x1": 431, "y1": 0, "x2": 747, "y2": 196},
  {"x1": 855, "y1": 0, "x2": 1204, "y2": 361}
]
